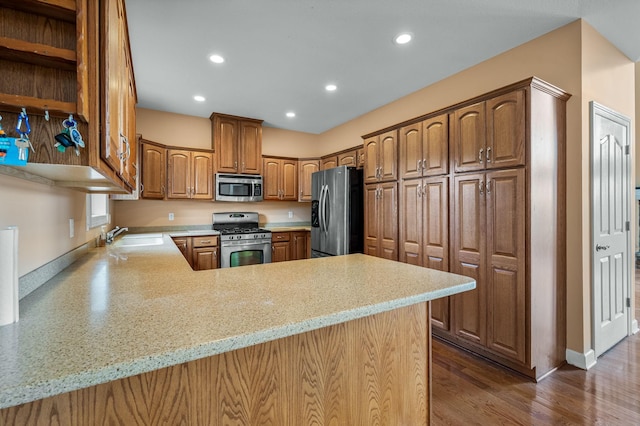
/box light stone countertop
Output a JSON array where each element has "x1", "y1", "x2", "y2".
[{"x1": 0, "y1": 234, "x2": 475, "y2": 410}]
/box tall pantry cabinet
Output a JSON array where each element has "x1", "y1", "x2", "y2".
[{"x1": 370, "y1": 77, "x2": 569, "y2": 381}]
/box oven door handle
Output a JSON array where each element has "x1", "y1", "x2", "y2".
[{"x1": 221, "y1": 240, "x2": 271, "y2": 248}]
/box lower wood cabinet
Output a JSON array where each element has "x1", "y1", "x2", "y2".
[
  {"x1": 399, "y1": 176, "x2": 449, "y2": 330},
  {"x1": 271, "y1": 232, "x2": 291, "y2": 262},
  {"x1": 449, "y1": 169, "x2": 525, "y2": 363},
  {"x1": 271, "y1": 231, "x2": 310, "y2": 262},
  {"x1": 291, "y1": 231, "x2": 309, "y2": 260},
  {"x1": 172, "y1": 235, "x2": 219, "y2": 270}
]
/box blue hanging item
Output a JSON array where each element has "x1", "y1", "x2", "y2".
[
  {"x1": 54, "y1": 115, "x2": 84, "y2": 156},
  {"x1": 0, "y1": 114, "x2": 28, "y2": 166}
]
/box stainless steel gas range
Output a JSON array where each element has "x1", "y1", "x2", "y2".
[{"x1": 212, "y1": 212, "x2": 272, "y2": 268}]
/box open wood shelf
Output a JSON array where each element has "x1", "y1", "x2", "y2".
[
  {"x1": 0, "y1": 93, "x2": 76, "y2": 118},
  {"x1": 0, "y1": 0, "x2": 76, "y2": 23},
  {"x1": 0, "y1": 37, "x2": 76, "y2": 71}
]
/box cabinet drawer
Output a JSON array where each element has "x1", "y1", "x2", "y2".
[
  {"x1": 271, "y1": 232, "x2": 290, "y2": 242},
  {"x1": 192, "y1": 235, "x2": 218, "y2": 247}
]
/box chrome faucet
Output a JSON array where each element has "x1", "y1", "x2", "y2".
[{"x1": 106, "y1": 226, "x2": 128, "y2": 244}]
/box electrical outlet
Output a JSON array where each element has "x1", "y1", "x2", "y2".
[
  {"x1": 168, "y1": 213, "x2": 174, "y2": 221},
  {"x1": 288, "y1": 210, "x2": 293, "y2": 219},
  {"x1": 69, "y1": 219, "x2": 74, "y2": 238}
]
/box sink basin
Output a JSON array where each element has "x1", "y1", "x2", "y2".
[{"x1": 117, "y1": 234, "x2": 164, "y2": 247}]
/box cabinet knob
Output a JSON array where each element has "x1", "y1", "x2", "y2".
[
  {"x1": 422, "y1": 158, "x2": 426, "y2": 170},
  {"x1": 479, "y1": 148, "x2": 484, "y2": 164},
  {"x1": 486, "y1": 147, "x2": 491, "y2": 163}
]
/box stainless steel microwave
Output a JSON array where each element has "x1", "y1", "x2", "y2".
[{"x1": 215, "y1": 173, "x2": 263, "y2": 202}]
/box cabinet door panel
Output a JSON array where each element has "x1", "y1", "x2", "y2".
[
  {"x1": 192, "y1": 152, "x2": 213, "y2": 199},
  {"x1": 239, "y1": 120, "x2": 262, "y2": 174},
  {"x1": 422, "y1": 176, "x2": 448, "y2": 269},
  {"x1": 399, "y1": 179, "x2": 422, "y2": 265},
  {"x1": 486, "y1": 90, "x2": 525, "y2": 169},
  {"x1": 167, "y1": 150, "x2": 190, "y2": 199},
  {"x1": 216, "y1": 116, "x2": 238, "y2": 172},
  {"x1": 486, "y1": 169, "x2": 526, "y2": 363},
  {"x1": 292, "y1": 232, "x2": 308, "y2": 260},
  {"x1": 338, "y1": 150, "x2": 357, "y2": 166},
  {"x1": 363, "y1": 137, "x2": 379, "y2": 183},
  {"x1": 424, "y1": 176, "x2": 450, "y2": 330},
  {"x1": 298, "y1": 160, "x2": 319, "y2": 201},
  {"x1": 272, "y1": 242, "x2": 290, "y2": 262},
  {"x1": 141, "y1": 143, "x2": 165, "y2": 199},
  {"x1": 453, "y1": 102, "x2": 485, "y2": 173},
  {"x1": 422, "y1": 114, "x2": 448, "y2": 176},
  {"x1": 452, "y1": 173, "x2": 486, "y2": 345},
  {"x1": 379, "y1": 182, "x2": 398, "y2": 260},
  {"x1": 321, "y1": 156, "x2": 338, "y2": 170},
  {"x1": 379, "y1": 130, "x2": 398, "y2": 182},
  {"x1": 281, "y1": 160, "x2": 298, "y2": 200},
  {"x1": 193, "y1": 247, "x2": 217, "y2": 270},
  {"x1": 399, "y1": 123, "x2": 422, "y2": 180},
  {"x1": 364, "y1": 184, "x2": 380, "y2": 256},
  {"x1": 453, "y1": 262, "x2": 485, "y2": 344},
  {"x1": 263, "y1": 158, "x2": 281, "y2": 200}
]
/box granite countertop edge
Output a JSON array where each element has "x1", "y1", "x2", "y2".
[{"x1": 0, "y1": 280, "x2": 473, "y2": 409}]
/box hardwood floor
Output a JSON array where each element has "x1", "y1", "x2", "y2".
[{"x1": 431, "y1": 269, "x2": 640, "y2": 425}]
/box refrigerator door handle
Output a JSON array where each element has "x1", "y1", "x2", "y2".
[
  {"x1": 323, "y1": 185, "x2": 330, "y2": 233},
  {"x1": 319, "y1": 184, "x2": 326, "y2": 232}
]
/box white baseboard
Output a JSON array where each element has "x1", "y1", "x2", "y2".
[
  {"x1": 566, "y1": 348, "x2": 597, "y2": 370},
  {"x1": 632, "y1": 319, "x2": 639, "y2": 334}
]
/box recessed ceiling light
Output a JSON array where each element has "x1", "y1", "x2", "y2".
[
  {"x1": 209, "y1": 54, "x2": 225, "y2": 64},
  {"x1": 193, "y1": 95, "x2": 206, "y2": 102},
  {"x1": 325, "y1": 84, "x2": 337, "y2": 92},
  {"x1": 394, "y1": 33, "x2": 412, "y2": 45},
  {"x1": 286, "y1": 112, "x2": 296, "y2": 118}
]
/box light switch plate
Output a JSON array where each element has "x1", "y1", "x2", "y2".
[
  {"x1": 168, "y1": 213, "x2": 174, "y2": 221},
  {"x1": 69, "y1": 219, "x2": 74, "y2": 238},
  {"x1": 288, "y1": 211, "x2": 293, "y2": 219}
]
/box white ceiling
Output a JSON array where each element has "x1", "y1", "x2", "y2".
[{"x1": 125, "y1": 0, "x2": 640, "y2": 135}]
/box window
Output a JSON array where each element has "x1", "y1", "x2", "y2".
[{"x1": 86, "y1": 194, "x2": 110, "y2": 229}]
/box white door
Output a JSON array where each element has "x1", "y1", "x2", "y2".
[{"x1": 591, "y1": 101, "x2": 631, "y2": 357}]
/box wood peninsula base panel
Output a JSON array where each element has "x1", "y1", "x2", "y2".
[{"x1": 1, "y1": 303, "x2": 431, "y2": 425}]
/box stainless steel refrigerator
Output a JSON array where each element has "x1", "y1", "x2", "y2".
[{"x1": 311, "y1": 166, "x2": 363, "y2": 257}]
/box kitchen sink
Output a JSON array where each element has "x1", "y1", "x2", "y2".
[{"x1": 117, "y1": 233, "x2": 164, "y2": 247}]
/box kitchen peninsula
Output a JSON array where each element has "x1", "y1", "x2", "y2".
[{"x1": 0, "y1": 235, "x2": 474, "y2": 425}]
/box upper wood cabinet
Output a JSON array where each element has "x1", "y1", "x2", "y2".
[
  {"x1": 399, "y1": 114, "x2": 448, "y2": 179},
  {"x1": 321, "y1": 156, "x2": 338, "y2": 170},
  {"x1": 167, "y1": 149, "x2": 213, "y2": 199},
  {"x1": 452, "y1": 90, "x2": 525, "y2": 173},
  {"x1": 211, "y1": 113, "x2": 263, "y2": 175},
  {"x1": 363, "y1": 130, "x2": 398, "y2": 183},
  {"x1": 0, "y1": 0, "x2": 138, "y2": 193},
  {"x1": 298, "y1": 159, "x2": 320, "y2": 202},
  {"x1": 101, "y1": 0, "x2": 137, "y2": 189},
  {"x1": 140, "y1": 141, "x2": 166, "y2": 199},
  {"x1": 338, "y1": 149, "x2": 358, "y2": 167},
  {"x1": 263, "y1": 156, "x2": 298, "y2": 201},
  {"x1": 364, "y1": 182, "x2": 398, "y2": 260}
]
